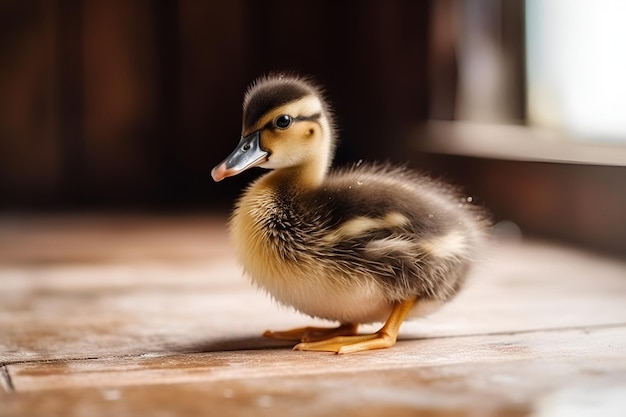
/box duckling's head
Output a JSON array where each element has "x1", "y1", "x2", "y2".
[{"x1": 212, "y1": 74, "x2": 336, "y2": 186}]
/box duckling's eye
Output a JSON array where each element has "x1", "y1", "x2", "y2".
[{"x1": 274, "y1": 115, "x2": 292, "y2": 129}]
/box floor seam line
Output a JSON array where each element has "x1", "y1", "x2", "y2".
[
  {"x1": 404, "y1": 321, "x2": 626, "y2": 341},
  {"x1": 1, "y1": 365, "x2": 15, "y2": 392},
  {"x1": 2, "y1": 322, "x2": 625, "y2": 367}
]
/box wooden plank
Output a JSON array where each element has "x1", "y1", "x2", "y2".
[
  {"x1": 7, "y1": 326, "x2": 626, "y2": 392},
  {"x1": 4, "y1": 327, "x2": 626, "y2": 416},
  {"x1": 2, "y1": 215, "x2": 626, "y2": 416},
  {"x1": 0, "y1": 215, "x2": 231, "y2": 265}
]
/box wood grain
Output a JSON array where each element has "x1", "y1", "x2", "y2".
[
  {"x1": 1, "y1": 214, "x2": 625, "y2": 416},
  {"x1": 7, "y1": 326, "x2": 626, "y2": 392}
]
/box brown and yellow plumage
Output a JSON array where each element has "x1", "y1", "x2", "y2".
[{"x1": 212, "y1": 74, "x2": 489, "y2": 354}]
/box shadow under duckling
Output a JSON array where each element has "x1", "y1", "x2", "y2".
[{"x1": 212, "y1": 74, "x2": 489, "y2": 354}]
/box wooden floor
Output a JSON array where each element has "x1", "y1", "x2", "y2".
[{"x1": 1, "y1": 214, "x2": 625, "y2": 416}]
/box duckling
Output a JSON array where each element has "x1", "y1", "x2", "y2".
[{"x1": 212, "y1": 74, "x2": 488, "y2": 354}]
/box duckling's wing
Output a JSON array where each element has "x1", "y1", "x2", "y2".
[{"x1": 306, "y1": 164, "x2": 486, "y2": 302}]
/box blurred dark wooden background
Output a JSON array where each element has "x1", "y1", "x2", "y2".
[
  {"x1": 0, "y1": 0, "x2": 431, "y2": 209},
  {"x1": 1, "y1": 1, "x2": 624, "y2": 256}
]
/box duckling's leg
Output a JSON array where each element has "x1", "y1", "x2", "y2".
[
  {"x1": 263, "y1": 323, "x2": 359, "y2": 342},
  {"x1": 293, "y1": 298, "x2": 415, "y2": 354}
]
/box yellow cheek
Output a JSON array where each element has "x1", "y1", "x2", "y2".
[{"x1": 262, "y1": 125, "x2": 316, "y2": 154}]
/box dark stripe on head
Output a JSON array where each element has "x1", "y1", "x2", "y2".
[
  {"x1": 296, "y1": 113, "x2": 321, "y2": 122},
  {"x1": 243, "y1": 75, "x2": 317, "y2": 130}
]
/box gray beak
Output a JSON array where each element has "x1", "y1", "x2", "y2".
[{"x1": 211, "y1": 131, "x2": 269, "y2": 182}]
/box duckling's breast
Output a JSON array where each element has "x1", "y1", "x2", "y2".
[{"x1": 229, "y1": 177, "x2": 389, "y2": 322}]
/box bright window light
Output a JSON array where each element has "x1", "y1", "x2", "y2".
[{"x1": 526, "y1": 0, "x2": 626, "y2": 143}]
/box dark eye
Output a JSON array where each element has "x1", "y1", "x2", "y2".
[{"x1": 274, "y1": 115, "x2": 292, "y2": 129}]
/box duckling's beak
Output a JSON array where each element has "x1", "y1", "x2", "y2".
[{"x1": 211, "y1": 131, "x2": 269, "y2": 182}]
